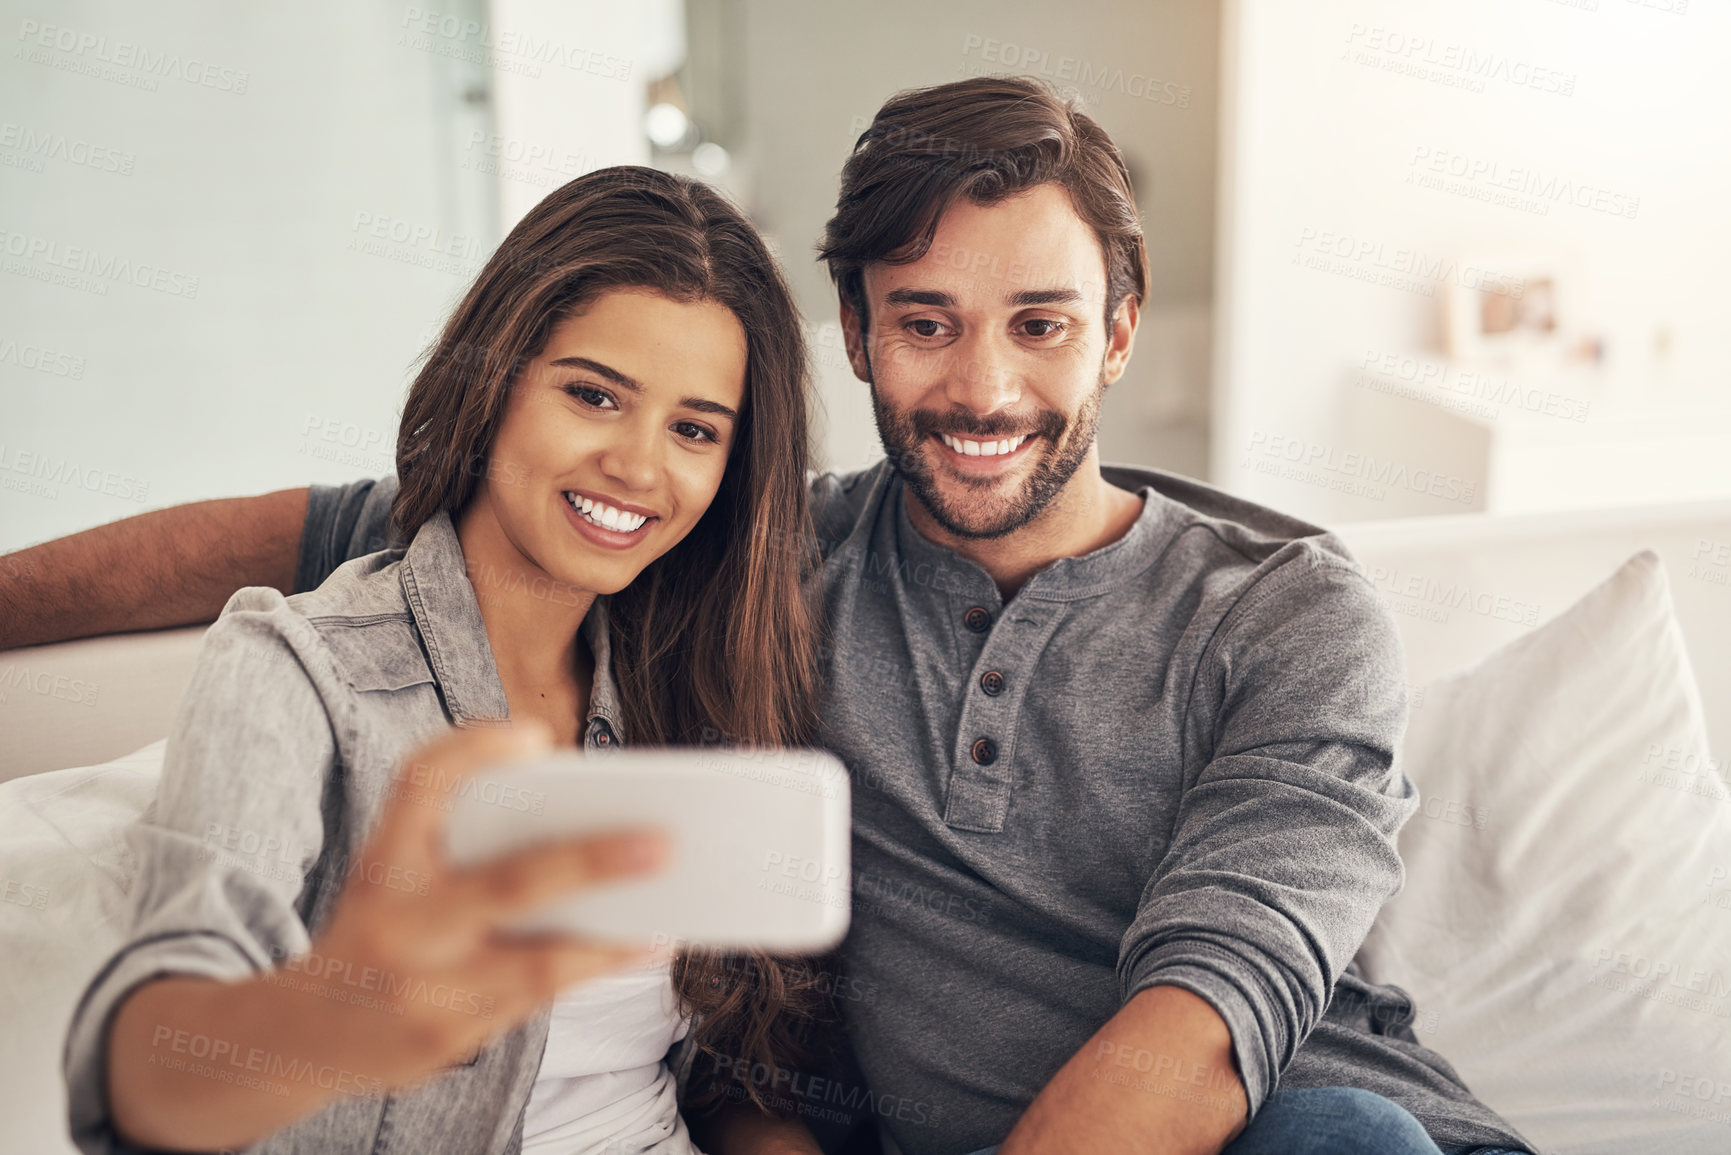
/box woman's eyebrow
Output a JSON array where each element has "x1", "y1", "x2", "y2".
[
  {"x1": 683, "y1": 397, "x2": 738, "y2": 421},
  {"x1": 549, "y1": 355, "x2": 736, "y2": 422},
  {"x1": 550, "y1": 355, "x2": 644, "y2": 393}
]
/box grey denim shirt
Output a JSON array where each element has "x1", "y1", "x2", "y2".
[{"x1": 63, "y1": 510, "x2": 698, "y2": 1155}]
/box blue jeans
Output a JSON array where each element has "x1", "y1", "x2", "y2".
[{"x1": 960, "y1": 1086, "x2": 1531, "y2": 1155}]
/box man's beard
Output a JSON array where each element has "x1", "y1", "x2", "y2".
[{"x1": 871, "y1": 374, "x2": 1108, "y2": 540}]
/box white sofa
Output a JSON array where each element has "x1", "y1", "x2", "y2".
[{"x1": 3, "y1": 497, "x2": 1728, "y2": 1155}]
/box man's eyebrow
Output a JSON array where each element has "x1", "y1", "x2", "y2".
[
  {"x1": 880, "y1": 287, "x2": 1087, "y2": 310},
  {"x1": 548, "y1": 355, "x2": 737, "y2": 422},
  {"x1": 1008, "y1": 287, "x2": 1085, "y2": 308},
  {"x1": 883, "y1": 288, "x2": 954, "y2": 308}
]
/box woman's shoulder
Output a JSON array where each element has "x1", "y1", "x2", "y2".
[
  {"x1": 211, "y1": 547, "x2": 407, "y2": 635},
  {"x1": 290, "y1": 544, "x2": 411, "y2": 617},
  {"x1": 205, "y1": 547, "x2": 421, "y2": 689}
]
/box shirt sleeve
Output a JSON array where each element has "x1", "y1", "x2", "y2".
[
  {"x1": 1116, "y1": 549, "x2": 1417, "y2": 1120},
  {"x1": 296, "y1": 474, "x2": 401, "y2": 593},
  {"x1": 62, "y1": 590, "x2": 338, "y2": 1154}
]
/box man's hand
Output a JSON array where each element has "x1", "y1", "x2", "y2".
[
  {"x1": 0, "y1": 487, "x2": 309, "y2": 651},
  {"x1": 999, "y1": 985, "x2": 1249, "y2": 1155},
  {"x1": 688, "y1": 1101, "x2": 824, "y2": 1155}
]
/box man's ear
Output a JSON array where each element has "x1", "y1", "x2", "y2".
[
  {"x1": 1102, "y1": 294, "x2": 1141, "y2": 386},
  {"x1": 839, "y1": 296, "x2": 873, "y2": 384}
]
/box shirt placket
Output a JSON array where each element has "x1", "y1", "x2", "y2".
[{"x1": 943, "y1": 596, "x2": 1064, "y2": 833}]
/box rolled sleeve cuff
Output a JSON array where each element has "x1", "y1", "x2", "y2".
[
  {"x1": 1122, "y1": 940, "x2": 1283, "y2": 1119},
  {"x1": 64, "y1": 929, "x2": 261, "y2": 1155},
  {"x1": 296, "y1": 477, "x2": 399, "y2": 594}
]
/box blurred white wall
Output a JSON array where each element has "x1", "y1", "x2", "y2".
[
  {"x1": 2, "y1": 1, "x2": 483, "y2": 551},
  {"x1": 0, "y1": 0, "x2": 672, "y2": 553},
  {"x1": 1215, "y1": 0, "x2": 1731, "y2": 522},
  {"x1": 486, "y1": 0, "x2": 678, "y2": 228}
]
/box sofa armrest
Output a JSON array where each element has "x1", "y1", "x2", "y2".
[{"x1": 0, "y1": 626, "x2": 208, "y2": 783}]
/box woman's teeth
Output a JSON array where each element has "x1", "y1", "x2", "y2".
[
  {"x1": 565, "y1": 492, "x2": 649, "y2": 532},
  {"x1": 939, "y1": 432, "x2": 1030, "y2": 457}
]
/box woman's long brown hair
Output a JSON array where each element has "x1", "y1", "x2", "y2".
[{"x1": 391, "y1": 167, "x2": 828, "y2": 1115}]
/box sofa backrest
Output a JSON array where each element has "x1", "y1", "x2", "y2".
[
  {"x1": 1336, "y1": 498, "x2": 1731, "y2": 755},
  {"x1": 4, "y1": 499, "x2": 1727, "y2": 784},
  {"x1": 1, "y1": 625, "x2": 207, "y2": 783}
]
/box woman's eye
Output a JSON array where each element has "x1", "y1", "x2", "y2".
[
  {"x1": 674, "y1": 421, "x2": 717, "y2": 444},
  {"x1": 1021, "y1": 318, "x2": 1066, "y2": 338},
  {"x1": 564, "y1": 384, "x2": 617, "y2": 410}
]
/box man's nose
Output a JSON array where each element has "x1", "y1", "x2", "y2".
[{"x1": 943, "y1": 331, "x2": 1020, "y2": 416}]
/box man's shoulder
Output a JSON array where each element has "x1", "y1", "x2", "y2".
[
  {"x1": 807, "y1": 459, "x2": 896, "y2": 558},
  {"x1": 1107, "y1": 462, "x2": 1393, "y2": 653},
  {"x1": 1107, "y1": 467, "x2": 1404, "y2": 704},
  {"x1": 1106, "y1": 461, "x2": 1367, "y2": 581}
]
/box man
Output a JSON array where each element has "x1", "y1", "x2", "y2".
[{"x1": 1, "y1": 78, "x2": 1532, "y2": 1155}]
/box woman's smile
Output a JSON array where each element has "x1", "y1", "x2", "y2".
[{"x1": 561, "y1": 488, "x2": 658, "y2": 548}]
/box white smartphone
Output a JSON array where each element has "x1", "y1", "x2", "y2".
[{"x1": 443, "y1": 746, "x2": 851, "y2": 952}]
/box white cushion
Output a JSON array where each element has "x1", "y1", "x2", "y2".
[
  {"x1": 0, "y1": 741, "x2": 165, "y2": 1155},
  {"x1": 1357, "y1": 552, "x2": 1731, "y2": 1153}
]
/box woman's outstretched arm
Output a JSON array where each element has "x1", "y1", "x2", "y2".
[
  {"x1": 105, "y1": 970, "x2": 359, "y2": 1151},
  {"x1": 102, "y1": 721, "x2": 669, "y2": 1152}
]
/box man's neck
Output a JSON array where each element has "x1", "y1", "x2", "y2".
[{"x1": 904, "y1": 455, "x2": 1145, "y2": 601}]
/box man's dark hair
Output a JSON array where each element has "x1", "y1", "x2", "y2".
[{"x1": 819, "y1": 75, "x2": 1148, "y2": 329}]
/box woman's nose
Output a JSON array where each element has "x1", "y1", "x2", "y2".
[{"x1": 595, "y1": 419, "x2": 664, "y2": 492}]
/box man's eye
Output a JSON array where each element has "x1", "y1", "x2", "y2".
[
  {"x1": 907, "y1": 319, "x2": 947, "y2": 338},
  {"x1": 1021, "y1": 318, "x2": 1066, "y2": 338}
]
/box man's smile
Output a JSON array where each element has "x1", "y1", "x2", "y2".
[
  {"x1": 937, "y1": 432, "x2": 1032, "y2": 458},
  {"x1": 931, "y1": 431, "x2": 1039, "y2": 476}
]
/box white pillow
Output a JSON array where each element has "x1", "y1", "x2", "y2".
[
  {"x1": 0, "y1": 740, "x2": 165, "y2": 1155},
  {"x1": 1357, "y1": 551, "x2": 1731, "y2": 1154}
]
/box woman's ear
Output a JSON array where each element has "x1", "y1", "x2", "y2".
[{"x1": 838, "y1": 297, "x2": 873, "y2": 384}]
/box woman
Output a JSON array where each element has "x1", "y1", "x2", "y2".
[{"x1": 63, "y1": 167, "x2": 833, "y2": 1155}]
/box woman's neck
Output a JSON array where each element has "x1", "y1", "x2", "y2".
[{"x1": 454, "y1": 497, "x2": 597, "y2": 746}]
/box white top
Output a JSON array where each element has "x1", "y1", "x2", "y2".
[{"x1": 520, "y1": 959, "x2": 702, "y2": 1155}]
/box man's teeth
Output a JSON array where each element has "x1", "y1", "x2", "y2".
[
  {"x1": 564, "y1": 493, "x2": 649, "y2": 532},
  {"x1": 939, "y1": 432, "x2": 1030, "y2": 458}
]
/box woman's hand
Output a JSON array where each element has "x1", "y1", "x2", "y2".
[
  {"x1": 107, "y1": 720, "x2": 669, "y2": 1152},
  {"x1": 303, "y1": 719, "x2": 670, "y2": 1088}
]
